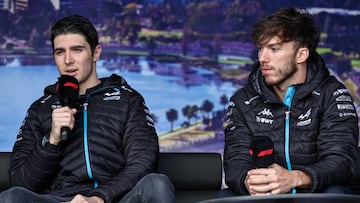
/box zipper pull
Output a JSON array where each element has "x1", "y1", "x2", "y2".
[{"x1": 285, "y1": 111, "x2": 290, "y2": 119}]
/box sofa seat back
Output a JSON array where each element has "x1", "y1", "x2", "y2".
[{"x1": 0, "y1": 152, "x2": 223, "y2": 203}]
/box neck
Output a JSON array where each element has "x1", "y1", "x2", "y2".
[
  {"x1": 274, "y1": 64, "x2": 307, "y2": 102},
  {"x1": 79, "y1": 78, "x2": 101, "y2": 95},
  {"x1": 273, "y1": 86, "x2": 287, "y2": 102}
]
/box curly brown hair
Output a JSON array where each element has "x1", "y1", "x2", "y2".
[{"x1": 251, "y1": 7, "x2": 320, "y2": 55}]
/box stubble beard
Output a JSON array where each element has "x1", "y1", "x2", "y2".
[{"x1": 264, "y1": 60, "x2": 297, "y2": 87}]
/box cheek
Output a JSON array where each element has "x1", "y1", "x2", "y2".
[
  {"x1": 54, "y1": 57, "x2": 64, "y2": 68},
  {"x1": 80, "y1": 60, "x2": 95, "y2": 75},
  {"x1": 77, "y1": 56, "x2": 91, "y2": 67}
]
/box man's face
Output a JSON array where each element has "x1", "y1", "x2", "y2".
[
  {"x1": 257, "y1": 36, "x2": 298, "y2": 87},
  {"x1": 53, "y1": 34, "x2": 100, "y2": 91}
]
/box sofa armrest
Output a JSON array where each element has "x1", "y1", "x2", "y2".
[
  {"x1": 0, "y1": 152, "x2": 11, "y2": 191},
  {"x1": 158, "y1": 152, "x2": 222, "y2": 190},
  {"x1": 349, "y1": 147, "x2": 360, "y2": 194}
]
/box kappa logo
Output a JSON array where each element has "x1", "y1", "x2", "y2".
[
  {"x1": 257, "y1": 108, "x2": 274, "y2": 117},
  {"x1": 256, "y1": 108, "x2": 274, "y2": 125}
]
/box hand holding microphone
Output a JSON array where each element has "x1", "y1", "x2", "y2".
[
  {"x1": 245, "y1": 136, "x2": 275, "y2": 195},
  {"x1": 246, "y1": 136, "x2": 302, "y2": 195},
  {"x1": 56, "y1": 75, "x2": 79, "y2": 141}
]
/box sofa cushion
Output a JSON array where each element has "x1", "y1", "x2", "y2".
[
  {"x1": 0, "y1": 152, "x2": 11, "y2": 191},
  {"x1": 158, "y1": 152, "x2": 222, "y2": 190}
]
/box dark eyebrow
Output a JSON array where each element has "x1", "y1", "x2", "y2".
[
  {"x1": 53, "y1": 47, "x2": 64, "y2": 53},
  {"x1": 70, "y1": 45, "x2": 86, "y2": 50},
  {"x1": 53, "y1": 45, "x2": 86, "y2": 52},
  {"x1": 266, "y1": 42, "x2": 282, "y2": 47}
]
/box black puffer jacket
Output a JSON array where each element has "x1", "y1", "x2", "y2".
[
  {"x1": 224, "y1": 53, "x2": 359, "y2": 194},
  {"x1": 10, "y1": 74, "x2": 159, "y2": 203}
]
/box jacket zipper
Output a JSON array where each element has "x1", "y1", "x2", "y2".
[
  {"x1": 82, "y1": 86, "x2": 121, "y2": 188},
  {"x1": 283, "y1": 86, "x2": 296, "y2": 194}
]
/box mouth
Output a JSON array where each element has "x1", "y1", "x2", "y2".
[
  {"x1": 64, "y1": 69, "x2": 78, "y2": 76},
  {"x1": 261, "y1": 66, "x2": 272, "y2": 75}
]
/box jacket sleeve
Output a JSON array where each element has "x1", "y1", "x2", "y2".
[
  {"x1": 298, "y1": 81, "x2": 359, "y2": 192},
  {"x1": 10, "y1": 97, "x2": 64, "y2": 192},
  {"x1": 89, "y1": 92, "x2": 159, "y2": 203},
  {"x1": 223, "y1": 92, "x2": 254, "y2": 195}
]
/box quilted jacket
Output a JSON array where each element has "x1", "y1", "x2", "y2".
[
  {"x1": 224, "y1": 53, "x2": 359, "y2": 194},
  {"x1": 10, "y1": 74, "x2": 159, "y2": 203}
]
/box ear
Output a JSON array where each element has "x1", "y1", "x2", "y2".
[
  {"x1": 296, "y1": 47, "x2": 309, "y2": 64},
  {"x1": 93, "y1": 45, "x2": 102, "y2": 62}
]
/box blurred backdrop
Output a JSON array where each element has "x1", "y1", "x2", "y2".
[{"x1": 1, "y1": 0, "x2": 359, "y2": 152}]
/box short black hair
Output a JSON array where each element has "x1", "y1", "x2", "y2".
[{"x1": 50, "y1": 15, "x2": 99, "y2": 55}]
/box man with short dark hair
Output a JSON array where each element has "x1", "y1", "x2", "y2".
[{"x1": 0, "y1": 15, "x2": 175, "y2": 203}]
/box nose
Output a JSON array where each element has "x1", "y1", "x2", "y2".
[
  {"x1": 258, "y1": 48, "x2": 269, "y2": 63},
  {"x1": 65, "y1": 52, "x2": 74, "y2": 64}
]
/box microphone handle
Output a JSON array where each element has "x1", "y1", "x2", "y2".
[
  {"x1": 60, "y1": 101, "x2": 73, "y2": 141},
  {"x1": 61, "y1": 126, "x2": 70, "y2": 141}
]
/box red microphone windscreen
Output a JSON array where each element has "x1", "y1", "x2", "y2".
[
  {"x1": 249, "y1": 136, "x2": 274, "y2": 168},
  {"x1": 57, "y1": 75, "x2": 79, "y2": 107}
]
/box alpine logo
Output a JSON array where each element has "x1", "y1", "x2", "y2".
[
  {"x1": 298, "y1": 108, "x2": 312, "y2": 120},
  {"x1": 103, "y1": 91, "x2": 121, "y2": 101},
  {"x1": 105, "y1": 91, "x2": 120, "y2": 96},
  {"x1": 297, "y1": 108, "x2": 312, "y2": 127}
]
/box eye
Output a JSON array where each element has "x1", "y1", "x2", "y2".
[
  {"x1": 271, "y1": 47, "x2": 280, "y2": 52},
  {"x1": 54, "y1": 50, "x2": 64, "y2": 55},
  {"x1": 73, "y1": 48, "x2": 82, "y2": 53}
]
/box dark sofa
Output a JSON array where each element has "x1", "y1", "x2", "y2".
[
  {"x1": 0, "y1": 152, "x2": 223, "y2": 203},
  {"x1": 1, "y1": 149, "x2": 360, "y2": 203}
]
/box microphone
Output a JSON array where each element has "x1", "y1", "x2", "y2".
[
  {"x1": 249, "y1": 136, "x2": 274, "y2": 168},
  {"x1": 56, "y1": 75, "x2": 79, "y2": 141}
]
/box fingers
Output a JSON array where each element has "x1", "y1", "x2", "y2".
[
  {"x1": 248, "y1": 181, "x2": 273, "y2": 193},
  {"x1": 246, "y1": 169, "x2": 280, "y2": 195},
  {"x1": 247, "y1": 165, "x2": 297, "y2": 195},
  {"x1": 50, "y1": 107, "x2": 77, "y2": 144},
  {"x1": 53, "y1": 107, "x2": 77, "y2": 127},
  {"x1": 66, "y1": 194, "x2": 104, "y2": 203}
]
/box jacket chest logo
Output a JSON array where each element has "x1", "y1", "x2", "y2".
[
  {"x1": 103, "y1": 91, "x2": 121, "y2": 101},
  {"x1": 297, "y1": 108, "x2": 312, "y2": 127},
  {"x1": 256, "y1": 108, "x2": 274, "y2": 124}
]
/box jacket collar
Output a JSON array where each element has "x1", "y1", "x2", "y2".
[{"x1": 248, "y1": 52, "x2": 330, "y2": 104}]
